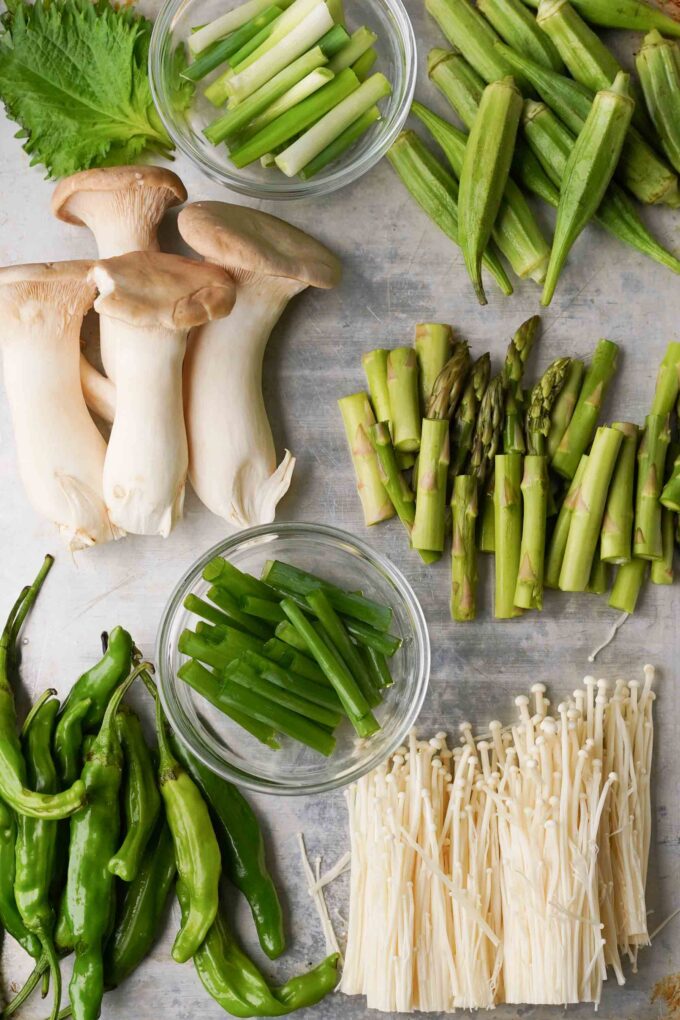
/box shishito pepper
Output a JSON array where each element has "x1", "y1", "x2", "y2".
[
  {"x1": 108, "y1": 705, "x2": 160, "y2": 883},
  {"x1": 0, "y1": 797, "x2": 42, "y2": 959}
]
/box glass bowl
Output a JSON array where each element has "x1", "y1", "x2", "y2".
[
  {"x1": 157, "y1": 522, "x2": 430, "y2": 795},
  {"x1": 149, "y1": 0, "x2": 417, "y2": 200}
]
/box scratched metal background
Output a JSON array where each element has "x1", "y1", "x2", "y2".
[{"x1": 1, "y1": 0, "x2": 680, "y2": 1016}]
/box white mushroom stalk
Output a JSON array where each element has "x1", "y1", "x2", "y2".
[
  {"x1": 178, "y1": 201, "x2": 342, "y2": 528},
  {"x1": 90, "y1": 252, "x2": 236, "y2": 537},
  {"x1": 0, "y1": 261, "x2": 118, "y2": 550},
  {"x1": 51, "y1": 165, "x2": 187, "y2": 383},
  {"x1": 341, "y1": 666, "x2": 656, "y2": 1011}
]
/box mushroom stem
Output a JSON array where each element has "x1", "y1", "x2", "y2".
[
  {"x1": 80, "y1": 353, "x2": 116, "y2": 424},
  {"x1": 184, "y1": 277, "x2": 298, "y2": 527}
]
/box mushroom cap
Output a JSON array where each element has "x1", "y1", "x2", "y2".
[
  {"x1": 0, "y1": 260, "x2": 95, "y2": 319},
  {"x1": 0, "y1": 260, "x2": 93, "y2": 287},
  {"x1": 177, "y1": 202, "x2": 342, "y2": 290},
  {"x1": 51, "y1": 166, "x2": 187, "y2": 226},
  {"x1": 91, "y1": 251, "x2": 237, "y2": 329}
]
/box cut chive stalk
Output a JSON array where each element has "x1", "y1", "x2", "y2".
[
  {"x1": 182, "y1": 6, "x2": 282, "y2": 81},
  {"x1": 352, "y1": 47, "x2": 378, "y2": 80},
  {"x1": 298, "y1": 106, "x2": 381, "y2": 178},
  {"x1": 241, "y1": 650, "x2": 342, "y2": 710},
  {"x1": 186, "y1": 590, "x2": 271, "y2": 641},
  {"x1": 276, "y1": 72, "x2": 392, "y2": 176},
  {"x1": 261, "y1": 560, "x2": 393, "y2": 631},
  {"x1": 275, "y1": 620, "x2": 309, "y2": 651},
  {"x1": 225, "y1": 4, "x2": 335, "y2": 103},
  {"x1": 227, "y1": 660, "x2": 343, "y2": 729},
  {"x1": 231, "y1": 68, "x2": 360, "y2": 165},
  {"x1": 189, "y1": 0, "x2": 292, "y2": 55},
  {"x1": 204, "y1": 557, "x2": 279, "y2": 600},
  {"x1": 343, "y1": 618, "x2": 401, "y2": 657},
  {"x1": 179, "y1": 629, "x2": 243, "y2": 671},
  {"x1": 263, "y1": 638, "x2": 328, "y2": 684},
  {"x1": 357, "y1": 645, "x2": 393, "y2": 688},
  {"x1": 178, "y1": 659, "x2": 280, "y2": 748},
  {"x1": 328, "y1": 26, "x2": 378, "y2": 73},
  {"x1": 236, "y1": 68, "x2": 333, "y2": 140},
  {"x1": 195, "y1": 621, "x2": 267, "y2": 655},
  {"x1": 305, "y1": 589, "x2": 380, "y2": 708}
]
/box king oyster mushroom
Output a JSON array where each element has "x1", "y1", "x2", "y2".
[
  {"x1": 0, "y1": 261, "x2": 118, "y2": 549},
  {"x1": 90, "y1": 251, "x2": 236, "y2": 537},
  {"x1": 177, "y1": 201, "x2": 342, "y2": 527}
]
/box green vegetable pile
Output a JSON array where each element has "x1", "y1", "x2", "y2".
[
  {"x1": 0, "y1": 0, "x2": 187, "y2": 177},
  {"x1": 179, "y1": 557, "x2": 402, "y2": 755},
  {"x1": 0, "y1": 556, "x2": 338, "y2": 1020},
  {"x1": 388, "y1": 0, "x2": 680, "y2": 304},
  {"x1": 339, "y1": 321, "x2": 680, "y2": 622}
]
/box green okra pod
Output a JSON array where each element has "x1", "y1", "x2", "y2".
[
  {"x1": 459, "y1": 76, "x2": 524, "y2": 304},
  {"x1": 545, "y1": 0, "x2": 680, "y2": 34},
  {"x1": 636, "y1": 31, "x2": 680, "y2": 175},
  {"x1": 426, "y1": 0, "x2": 529, "y2": 87},
  {"x1": 478, "y1": 0, "x2": 564, "y2": 70},
  {"x1": 541, "y1": 72, "x2": 634, "y2": 306},
  {"x1": 386, "y1": 131, "x2": 514, "y2": 296}
]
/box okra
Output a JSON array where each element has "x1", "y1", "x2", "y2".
[
  {"x1": 636, "y1": 31, "x2": 680, "y2": 175},
  {"x1": 386, "y1": 131, "x2": 514, "y2": 297},
  {"x1": 459, "y1": 76, "x2": 523, "y2": 304},
  {"x1": 428, "y1": 47, "x2": 559, "y2": 204},
  {"x1": 478, "y1": 0, "x2": 564, "y2": 70},
  {"x1": 522, "y1": 100, "x2": 680, "y2": 275},
  {"x1": 567, "y1": 0, "x2": 680, "y2": 35},
  {"x1": 536, "y1": 0, "x2": 654, "y2": 140},
  {"x1": 498, "y1": 41, "x2": 680, "y2": 206},
  {"x1": 412, "y1": 102, "x2": 550, "y2": 284},
  {"x1": 542, "y1": 72, "x2": 634, "y2": 305},
  {"x1": 425, "y1": 0, "x2": 529, "y2": 88}
]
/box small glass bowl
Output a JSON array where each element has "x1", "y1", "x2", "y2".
[
  {"x1": 156, "y1": 523, "x2": 430, "y2": 795},
  {"x1": 149, "y1": 0, "x2": 417, "y2": 200}
]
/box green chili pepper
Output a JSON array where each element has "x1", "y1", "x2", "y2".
[
  {"x1": 60, "y1": 662, "x2": 148, "y2": 1020},
  {"x1": 458, "y1": 76, "x2": 523, "y2": 304},
  {"x1": 14, "y1": 693, "x2": 63, "y2": 1020},
  {"x1": 104, "y1": 818, "x2": 176, "y2": 988},
  {"x1": 542, "y1": 72, "x2": 634, "y2": 306},
  {"x1": 53, "y1": 699, "x2": 92, "y2": 788},
  {"x1": 170, "y1": 734, "x2": 285, "y2": 961},
  {"x1": 0, "y1": 563, "x2": 85, "y2": 820},
  {"x1": 0, "y1": 796, "x2": 42, "y2": 959},
  {"x1": 58, "y1": 627, "x2": 133, "y2": 731},
  {"x1": 149, "y1": 680, "x2": 221, "y2": 964},
  {"x1": 107, "y1": 706, "x2": 161, "y2": 883}
]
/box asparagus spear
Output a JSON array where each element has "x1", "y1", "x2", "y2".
[
  {"x1": 552, "y1": 338, "x2": 619, "y2": 479},
  {"x1": 546, "y1": 358, "x2": 585, "y2": 460},
  {"x1": 600, "y1": 422, "x2": 638, "y2": 564},
  {"x1": 451, "y1": 353, "x2": 491, "y2": 477},
  {"x1": 363, "y1": 350, "x2": 413, "y2": 470},
  {"x1": 525, "y1": 358, "x2": 571, "y2": 456},
  {"x1": 559, "y1": 426, "x2": 623, "y2": 591},
  {"x1": 634, "y1": 413, "x2": 671, "y2": 560},
  {"x1": 494, "y1": 452, "x2": 524, "y2": 618},
  {"x1": 470, "y1": 374, "x2": 506, "y2": 485},
  {"x1": 586, "y1": 545, "x2": 610, "y2": 595},
  {"x1": 502, "y1": 314, "x2": 541, "y2": 455},
  {"x1": 609, "y1": 558, "x2": 648, "y2": 613},
  {"x1": 451, "y1": 475, "x2": 479, "y2": 620},
  {"x1": 661, "y1": 444, "x2": 680, "y2": 511},
  {"x1": 479, "y1": 474, "x2": 496, "y2": 552},
  {"x1": 338, "y1": 393, "x2": 394, "y2": 526},
  {"x1": 415, "y1": 323, "x2": 454, "y2": 413},
  {"x1": 544, "y1": 454, "x2": 588, "y2": 588},
  {"x1": 426, "y1": 340, "x2": 472, "y2": 420},
  {"x1": 411, "y1": 419, "x2": 450, "y2": 553},
  {"x1": 367, "y1": 422, "x2": 416, "y2": 531},
  {"x1": 651, "y1": 507, "x2": 675, "y2": 585},
  {"x1": 387, "y1": 348, "x2": 421, "y2": 453}
]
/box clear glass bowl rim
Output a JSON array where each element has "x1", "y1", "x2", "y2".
[
  {"x1": 156, "y1": 521, "x2": 431, "y2": 795},
  {"x1": 148, "y1": 0, "x2": 417, "y2": 200}
]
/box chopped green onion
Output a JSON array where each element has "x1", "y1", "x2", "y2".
[
  {"x1": 298, "y1": 105, "x2": 380, "y2": 178},
  {"x1": 181, "y1": 6, "x2": 281, "y2": 81},
  {"x1": 178, "y1": 659, "x2": 280, "y2": 748},
  {"x1": 236, "y1": 67, "x2": 334, "y2": 140},
  {"x1": 352, "y1": 46, "x2": 378, "y2": 81},
  {"x1": 231, "y1": 0, "x2": 325, "y2": 72},
  {"x1": 261, "y1": 559, "x2": 393, "y2": 630},
  {"x1": 189, "y1": 0, "x2": 292, "y2": 55},
  {"x1": 328, "y1": 26, "x2": 377, "y2": 74}
]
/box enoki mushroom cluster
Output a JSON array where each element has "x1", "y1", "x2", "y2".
[{"x1": 341, "y1": 666, "x2": 655, "y2": 1011}]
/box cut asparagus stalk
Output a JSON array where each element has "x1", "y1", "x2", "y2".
[
  {"x1": 525, "y1": 357, "x2": 571, "y2": 458},
  {"x1": 205, "y1": 46, "x2": 332, "y2": 142},
  {"x1": 514, "y1": 454, "x2": 548, "y2": 610},
  {"x1": 609, "y1": 557, "x2": 648, "y2": 613},
  {"x1": 451, "y1": 474, "x2": 479, "y2": 620},
  {"x1": 412, "y1": 102, "x2": 551, "y2": 285},
  {"x1": 600, "y1": 422, "x2": 638, "y2": 565},
  {"x1": 426, "y1": 341, "x2": 472, "y2": 421},
  {"x1": 470, "y1": 374, "x2": 506, "y2": 486},
  {"x1": 276, "y1": 72, "x2": 392, "y2": 176},
  {"x1": 387, "y1": 348, "x2": 422, "y2": 453},
  {"x1": 425, "y1": 0, "x2": 529, "y2": 88},
  {"x1": 230, "y1": 67, "x2": 359, "y2": 163},
  {"x1": 451, "y1": 353, "x2": 491, "y2": 476},
  {"x1": 386, "y1": 131, "x2": 514, "y2": 297},
  {"x1": 661, "y1": 445, "x2": 680, "y2": 512},
  {"x1": 544, "y1": 454, "x2": 588, "y2": 588},
  {"x1": 367, "y1": 422, "x2": 416, "y2": 531},
  {"x1": 552, "y1": 338, "x2": 619, "y2": 479},
  {"x1": 634, "y1": 412, "x2": 671, "y2": 560},
  {"x1": 559, "y1": 426, "x2": 623, "y2": 591},
  {"x1": 479, "y1": 473, "x2": 496, "y2": 552},
  {"x1": 414, "y1": 323, "x2": 454, "y2": 414},
  {"x1": 328, "y1": 26, "x2": 378, "y2": 73},
  {"x1": 652, "y1": 341, "x2": 680, "y2": 416},
  {"x1": 237, "y1": 68, "x2": 334, "y2": 138},
  {"x1": 585, "y1": 544, "x2": 609, "y2": 594},
  {"x1": 494, "y1": 452, "x2": 523, "y2": 619},
  {"x1": 189, "y1": 0, "x2": 291, "y2": 54},
  {"x1": 362, "y1": 349, "x2": 412, "y2": 470},
  {"x1": 338, "y1": 393, "x2": 394, "y2": 526},
  {"x1": 411, "y1": 419, "x2": 450, "y2": 553},
  {"x1": 502, "y1": 315, "x2": 540, "y2": 457},
  {"x1": 352, "y1": 47, "x2": 378, "y2": 80},
  {"x1": 298, "y1": 106, "x2": 381, "y2": 178},
  {"x1": 478, "y1": 0, "x2": 564, "y2": 71},
  {"x1": 183, "y1": 7, "x2": 282, "y2": 80},
  {"x1": 651, "y1": 507, "x2": 675, "y2": 585},
  {"x1": 547, "y1": 358, "x2": 584, "y2": 460}
]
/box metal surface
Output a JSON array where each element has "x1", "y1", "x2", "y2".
[{"x1": 0, "y1": 3, "x2": 679, "y2": 1017}]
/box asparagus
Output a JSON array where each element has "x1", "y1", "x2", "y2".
[
  {"x1": 451, "y1": 475, "x2": 479, "y2": 620},
  {"x1": 363, "y1": 350, "x2": 413, "y2": 471},
  {"x1": 415, "y1": 323, "x2": 454, "y2": 413},
  {"x1": 586, "y1": 545, "x2": 610, "y2": 595},
  {"x1": 544, "y1": 454, "x2": 588, "y2": 587},
  {"x1": 525, "y1": 358, "x2": 571, "y2": 456},
  {"x1": 426, "y1": 341, "x2": 472, "y2": 420},
  {"x1": 502, "y1": 315, "x2": 540, "y2": 455},
  {"x1": 652, "y1": 342, "x2": 680, "y2": 416},
  {"x1": 411, "y1": 419, "x2": 450, "y2": 553},
  {"x1": 634, "y1": 413, "x2": 671, "y2": 560},
  {"x1": 451, "y1": 353, "x2": 491, "y2": 476},
  {"x1": 600, "y1": 422, "x2": 638, "y2": 564},
  {"x1": 651, "y1": 507, "x2": 675, "y2": 585},
  {"x1": 470, "y1": 374, "x2": 506, "y2": 485},
  {"x1": 551, "y1": 338, "x2": 619, "y2": 479},
  {"x1": 338, "y1": 393, "x2": 394, "y2": 526},
  {"x1": 387, "y1": 348, "x2": 422, "y2": 453},
  {"x1": 494, "y1": 452, "x2": 524, "y2": 618},
  {"x1": 547, "y1": 358, "x2": 584, "y2": 459},
  {"x1": 661, "y1": 446, "x2": 680, "y2": 511},
  {"x1": 479, "y1": 474, "x2": 496, "y2": 552},
  {"x1": 559, "y1": 426, "x2": 623, "y2": 591},
  {"x1": 386, "y1": 131, "x2": 514, "y2": 297},
  {"x1": 609, "y1": 558, "x2": 648, "y2": 613},
  {"x1": 367, "y1": 422, "x2": 416, "y2": 531}
]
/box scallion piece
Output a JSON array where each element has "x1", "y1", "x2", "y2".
[
  {"x1": 181, "y1": 6, "x2": 281, "y2": 81},
  {"x1": 189, "y1": 0, "x2": 291, "y2": 55},
  {"x1": 178, "y1": 659, "x2": 280, "y2": 748},
  {"x1": 227, "y1": 660, "x2": 343, "y2": 730},
  {"x1": 298, "y1": 106, "x2": 380, "y2": 178},
  {"x1": 328, "y1": 26, "x2": 377, "y2": 73},
  {"x1": 261, "y1": 559, "x2": 393, "y2": 631}
]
